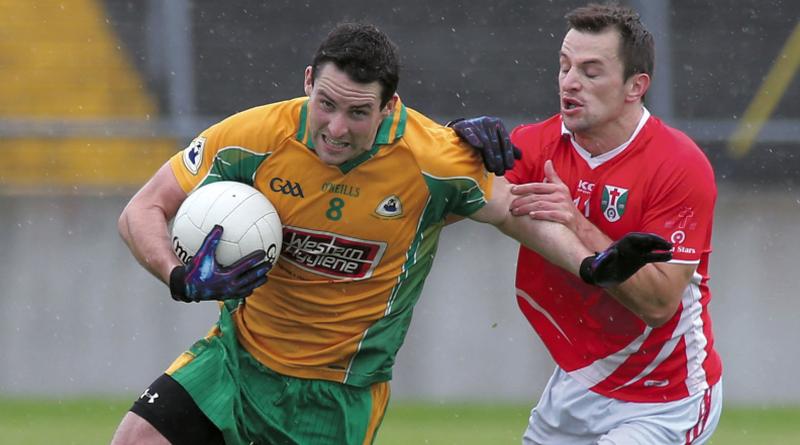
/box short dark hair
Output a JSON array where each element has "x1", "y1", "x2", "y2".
[
  {"x1": 311, "y1": 23, "x2": 400, "y2": 108},
  {"x1": 566, "y1": 3, "x2": 654, "y2": 81}
]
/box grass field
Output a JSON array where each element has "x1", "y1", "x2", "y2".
[{"x1": 0, "y1": 398, "x2": 798, "y2": 444}]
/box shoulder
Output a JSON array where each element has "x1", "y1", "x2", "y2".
[
  {"x1": 642, "y1": 117, "x2": 715, "y2": 181},
  {"x1": 204, "y1": 97, "x2": 305, "y2": 150},
  {"x1": 506, "y1": 115, "x2": 562, "y2": 184},
  {"x1": 637, "y1": 117, "x2": 717, "y2": 206},
  {"x1": 510, "y1": 114, "x2": 563, "y2": 149},
  {"x1": 398, "y1": 106, "x2": 486, "y2": 178},
  {"x1": 393, "y1": 105, "x2": 491, "y2": 214},
  {"x1": 400, "y1": 105, "x2": 450, "y2": 144}
]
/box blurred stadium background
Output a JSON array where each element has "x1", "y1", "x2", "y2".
[{"x1": 1, "y1": 0, "x2": 799, "y2": 441}]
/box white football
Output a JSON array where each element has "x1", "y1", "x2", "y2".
[{"x1": 171, "y1": 181, "x2": 282, "y2": 267}]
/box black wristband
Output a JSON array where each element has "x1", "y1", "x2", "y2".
[
  {"x1": 444, "y1": 118, "x2": 464, "y2": 128},
  {"x1": 579, "y1": 255, "x2": 596, "y2": 285},
  {"x1": 169, "y1": 266, "x2": 189, "y2": 302}
]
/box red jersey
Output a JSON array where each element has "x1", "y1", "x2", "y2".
[{"x1": 507, "y1": 111, "x2": 722, "y2": 403}]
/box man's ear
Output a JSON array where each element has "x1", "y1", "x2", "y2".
[
  {"x1": 382, "y1": 93, "x2": 399, "y2": 117},
  {"x1": 626, "y1": 73, "x2": 650, "y2": 103},
  {"x1": 303, "y1": 66, "x2": 314, "y2": 96}
]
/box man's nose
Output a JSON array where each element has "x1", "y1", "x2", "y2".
[
  {"x1": 561, "y1": 68, "x2": 581, "y2": 91},
  {"x1": 327, "y1": 112, "x2": 348, "y2": 138}
]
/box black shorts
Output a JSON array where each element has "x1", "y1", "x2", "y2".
[{"x1": 130, "y1": 373, "x2": 224, "y2": 445}]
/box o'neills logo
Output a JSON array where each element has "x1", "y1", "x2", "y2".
[{"x1": 281, "y1": 226, "x2": 387, "y2": 280}]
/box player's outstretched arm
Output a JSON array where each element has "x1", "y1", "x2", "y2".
[
  {"x1": 471, "y1": 177, "x2": 677, "y2": 320},
  {"x1": 471, "y1": 176, "x2": 593, "y2": 275},
  {"x1": 118, "y1": 162, "x2": 188, "y2": 284}
]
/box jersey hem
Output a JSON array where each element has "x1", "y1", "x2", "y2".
[
  {"x1": 565, "y1": 367, "x2": 722, "y2": 403},
  {"x1": 235, "y1": 326, "x2": 391, "y2": 388}
]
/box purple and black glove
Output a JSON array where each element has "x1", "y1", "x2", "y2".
[
  {"x1": 580, "y1": 232, "x2": 673, "y2": 288},
  {"x1": 447, "y1": 116, "x2": 522, "y2": 176},
  {"x1": 169, "y1": 225, "x2": 271, "y2": 302}
]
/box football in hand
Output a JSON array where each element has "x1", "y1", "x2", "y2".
[{"x1": 171, "y1": 181, "x2": 282, "y2": 267}]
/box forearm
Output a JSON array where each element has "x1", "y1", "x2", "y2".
[
  {"x1": 118, "y1": 202, "x2": 181, "y2": 284},
  {"x1": 574, "y1": 213, "x2": 613, "y2": 252},
  {"x1": 606, "y1": 262, "x2": 691, "y2": 327},
  {"x1": 118, "y1": 163, "x2": 188, "y2": 285},
  {"x1": 474, "y1": 176, "x2": 592, "y2": 275},
  {"x1": 497, "y1": 215, "x2": 590, "y2": 276}
]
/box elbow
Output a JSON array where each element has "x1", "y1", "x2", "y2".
[
  {"x1": 117, "y1": 205, "x2": 133, "y2": 245},
  {"x1": 618, "y1": 271, "x2": 687, "y2": 328},
  {"x1": 642, "y1": 313, "x2": 673, "y2": 328},
  {"x1": 639, "y1": 299, "x2": 681, "y2": 328}
]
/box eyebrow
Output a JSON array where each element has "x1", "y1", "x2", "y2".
[
  {"x1": 349, "y1": 102, "x2": 373, "y2": 110},
  {"x1": 559, "y1": 53, "x2": 605, "y2": 67},
  {"x1": 319, "y1": 91, "x2": 374, "y2": 110}
]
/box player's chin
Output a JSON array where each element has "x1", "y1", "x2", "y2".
[
  {"x1": 560, "y1": 114, "x2": 585, "y2": 132},
  {"x1": 316, "y1": 149, "x2": 350, "y2": 166}
]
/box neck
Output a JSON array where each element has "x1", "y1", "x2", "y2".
[{"x1": 574, "y1": 104, "x2": 644, "y2": 156}]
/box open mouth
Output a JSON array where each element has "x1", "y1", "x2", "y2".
[
  {"x1": 322, "y1": 134, "x2": 350, "y2": 150},
  {"x1": 562, "y1": 96, "x2": 583, "y2": 111}
]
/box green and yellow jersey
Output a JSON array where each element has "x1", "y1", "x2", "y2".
[{"x1": 168, "y1": 97, "x2": 491, "y2": 386}]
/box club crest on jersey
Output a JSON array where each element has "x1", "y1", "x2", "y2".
[
  {"x1": 374, "y1": 195, "x2": 403, "y2": 218},
  {"x1": 600, "y1": 185, "x2": 628, "y2": 222},
  {"x1": 182, "y1": 137, "x2": 206, "y2": 175}
]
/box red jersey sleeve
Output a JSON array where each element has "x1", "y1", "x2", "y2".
[
  {"x1": 639, "y1": 129, "x2": 716, "y2": 264},
  {"x1": 507, "y1": 116, "x2": 562, "y2": 185},
  {"x1": 507, "y1": 124, "x2": 534, "y2": 184}
]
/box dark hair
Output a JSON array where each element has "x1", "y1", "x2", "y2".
[
  {"x1": 311, "y1": 23, "x2": 400, "y2": 108},
  {"x1": 565, "y1": 3, "x2": 654, "y2": 81}
]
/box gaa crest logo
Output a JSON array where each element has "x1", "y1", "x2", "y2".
[
  {"x1": 600, "y1": 185, "x2": 628, "y2": 222},
  {"x1": 269, "y1": 177, "x2": 304, "y2": 197}
]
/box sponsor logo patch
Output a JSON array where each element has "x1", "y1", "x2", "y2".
[
  {"x1": 671, "y1": 230, "x2": 697, "y2": 254},
  {"x1": 281, "y1": 226, "x2": 387, "y2": 280},
  {"x1": 374, "y1": 195, "x2": 403, "y2": 218},
  {"x1": 321, "y1": 182, "x2": 360, "y2": 197},
  {"x1": 670, "y1": 230, "x2": 686, "y2": 245},
  {"x1": 577, "y1": 179, "x2": 595, "y2": 194},
  {"x1": 140, "y1": 388, "x2": 160, "y2": 404},
  {"x1": 182, "y1": 137, "x2": 205, "y2": 175},
  {"x1": 601, "y1": 185, "x2": 628, "y2": 222}
]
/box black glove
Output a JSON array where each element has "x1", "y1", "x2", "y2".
[
  {"x1": 447, "y1": 116, "x2": 522, "y2": 176},
  {"x1": 169, "y1": 225, "x2": 272, "y2": 302},
  {"x1": 580, "y1": 232, "x2": 673, "y2": 288}
]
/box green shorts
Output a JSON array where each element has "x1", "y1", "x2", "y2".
[{"x1": 166, "y1": 303, "x2": 390, "y2": 445}]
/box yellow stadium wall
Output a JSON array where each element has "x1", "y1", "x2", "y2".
[{"x1": 0, "y1": 0, "x2": 177, "y2": 191}]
